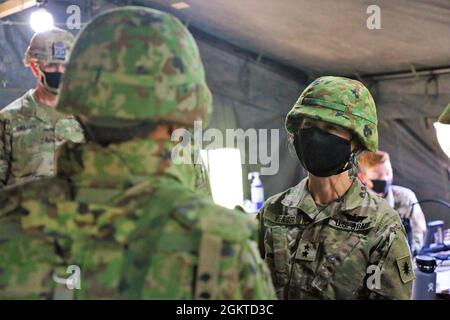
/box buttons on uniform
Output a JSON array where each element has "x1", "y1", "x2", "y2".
[
  {"x1": 200, "y1": 273, "x2": 211, "y2": 282},
  {"x1": 199, "y1": 291, "x2": 211, "y2": 299}
]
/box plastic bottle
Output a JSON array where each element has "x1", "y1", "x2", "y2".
[
  {"x1": 248, "y1": 172, "x2": 265, "y2": 211},
  {"x1": 412, "y1": 255, "x2": 437, "y2": 300}
]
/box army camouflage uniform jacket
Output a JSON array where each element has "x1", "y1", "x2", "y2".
[
  {"x1": 0, "y1": 140, "x2": 275, "y2": 299},
  {"x1": 258, "y1": 177, "x2": 414, "y2": 300},
  {"x1": 385, "y1": 185, "x2": 427, "y2": 253},
  {"x1": 0, "y1": 89, "x2": 85, "y2": 187}
]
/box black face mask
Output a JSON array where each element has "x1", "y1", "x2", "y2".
[
  {"x1": 370, "y1": 179, "x2": 391, "y2": 196},
  {"x1": 42, "y1": 71, "x2": 63, "y2": 90},
  {"x1": 294, "y1": 127, "x2": 352, "y2": 177}
]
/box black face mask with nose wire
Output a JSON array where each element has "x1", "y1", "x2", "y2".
[
  {"x1": 370, "y1": 179, "x2": 392, "y2": 196},
  {"x1": 42, "y1": 71, "x2": 63, "y2": 90},
  {"x1": 35, "y1": 63, "x2": 63, "y2": 94},
  {"x1": 294, "y1": 126, "x2": 353, "y2": 177}
]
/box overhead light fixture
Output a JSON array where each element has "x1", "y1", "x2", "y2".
[
  {"x1": 171, "y1": 2, "x2": 190, "y2": 10},
  {"x1": 30, "y1": 7, "x2": 54, "y2": 32},
  {"x1": 434, "y1": 122, "x2": 450, "y2": 158}
]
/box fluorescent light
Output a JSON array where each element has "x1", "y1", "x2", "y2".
[
  {"x1": 171, "y1": 2, "x2": 190, "y2": 10},
  {"x1": 30, "y1": 8, "x2": 54, "y2": 32},
  {"x1": 201, "y1": 148, "x2": 243, "y2": 209},
  {"x1": 434, "y1": 122, "x2": 450, "y2": 158}
]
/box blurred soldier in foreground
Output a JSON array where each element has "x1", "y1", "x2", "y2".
[
  {"x1": 0, "y1": 7, "x2": 275, "y2": 300},
  {"x1": 0, "y1": 28, "x2": 84, "y2": 188},
  {"x1": 258, "y1": 76, "x2": 413, "y2": 299},
  {"x1": 357, "y1": 150, "x2": 427, "y2": 254}
]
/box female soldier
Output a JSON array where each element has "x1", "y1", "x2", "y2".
[{"x1": 258, "y1": 76, "x2": 413, "y2": 299}]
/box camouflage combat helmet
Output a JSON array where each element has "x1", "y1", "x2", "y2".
[
  {"x1": 58, "y1": 6, "x2": 212, "y2": 127},
  {"x1": 438, "y1": 102, "x2": 450, "y2": 124},
  {"x1": 23, "y1": 27, "x2": 74, "y2": 66},
  {"x1": 286, "y1": 76, "x2": 378, "y2": 152}
]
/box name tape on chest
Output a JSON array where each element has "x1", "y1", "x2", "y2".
[
  {"x1": 329, "y1": 217, "x2": 372, "y2": 232},
  {"x1": 268, "y1": 214, "x2": 306, "y2": 226}
]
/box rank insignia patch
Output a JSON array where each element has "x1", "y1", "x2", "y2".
[{"x1": 295, "y1": 239, "x2": 317, "y2": 262}]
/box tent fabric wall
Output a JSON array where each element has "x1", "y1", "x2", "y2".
[
  {"x1": 0, "y1": 12, "x2": 35, "y2": 107},
  {"x1": 372, "y1": 75, "x2": 450, "y2": 225}
]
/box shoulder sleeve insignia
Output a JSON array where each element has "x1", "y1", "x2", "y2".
[{"x1": 396, "y1": 255, "x2": 415, "y2": 284}]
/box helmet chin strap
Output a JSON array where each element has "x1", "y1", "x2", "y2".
[
  {"x1": 35, "y1": 64, "x2": 59, "y2": 95},
  {"x1": 329, "y1": 150, "x2": 362, "y2": 203},
  {"x1": 342, "y1": 134, "x2": 364, "y2": 178}
]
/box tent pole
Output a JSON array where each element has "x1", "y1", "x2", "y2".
[{"x1": 365, "y1": 66, "x2": 450, "y2": 81}]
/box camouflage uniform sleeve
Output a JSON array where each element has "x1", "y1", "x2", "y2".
[
  {"x1": 237, "y1": 239, "x2": 277, "y2": 299},
  {"x1": 0, "y1": 117, "x2": 11, "y2": 187},
  {"x1": 256, "y1": 205, "x2": 267, "y2": 258},
  {"x1": 255, "y1": 193, "x2": 282, "y2": 258},
  {"x1": 408, "y1": 193, "x2": 427, "y2": 253},
  {"x1": 55, "y1": 116, "x2": 85, "y2": 145},
  {"x1": 194, "y1": 158, "x2": 212, "y2": 198},
  {"x1": 367, "y1": 213, "x2": 414, "y2": 300}
]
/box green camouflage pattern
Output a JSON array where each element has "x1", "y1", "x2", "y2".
[
  {"x1": 286, "y1": 76, "x2": 378, "y2": 152},
  {"x1": 0, "y1": 142, "x2": 275, "y2": 299},
  {"x1": 386, "y1": 185, "x2": 427, "y2": 254},
  {"x1": 194, "y1": 156, "x2": 212, "y2": 197},
  {"x1": 0, "y1": 90, "x2": 85, "y2": 188},
  {"x1": 0, "y1": 7, "x2": 275, "y2": 299},
  {"x1": 24, "y1": 28, "x2": 75, "y2": 66},
  {"x1": 438, "y1": 102, "x2": 450, "y2": 124},
  {"x1": 57, "y1": 7, "x2": 212, "y2": 127},
  {"x1": 258, "y1": 177, "x2": 413, "y2": 299}
]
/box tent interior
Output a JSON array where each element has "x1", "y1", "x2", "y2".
[{"x1": 0, "y1": 0, "x2": 449, "y2": 226}]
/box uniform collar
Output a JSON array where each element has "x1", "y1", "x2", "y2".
[
  {"x1": 281, "y1": 176, "x2": 373, "y2": 221},
  {"x1": 25, "y1": 89, "x2": 61, "y2": 124}
]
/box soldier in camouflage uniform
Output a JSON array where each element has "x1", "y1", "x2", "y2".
[
  {"x1": 357, "y1": 150, "x2": 427, "y2": 254},
  {"x1": 0, "y1": 28, "x2": 85, "y2": 188},
  {"x1": 258, "y1": 76, "x2": 413, "y2": 299},
  {"x1": 0, "y1": 7, "x2": 275, "y2": 300}
]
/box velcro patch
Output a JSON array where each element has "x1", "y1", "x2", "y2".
[
  {"x1": 329, "y1": 217, "x2": 372, "y2": 231},
  {"x1": 274, "y1": 215, "x2": 301, "y2": 225},
  {"x1": 264, "y1": 211, "x2": 304, "y2": 226},
  {"x1": 396, "y1": 255, "x2": 415, "y2": 284},
  {"x1": 295, "y1": 239, "x2": 317, "y2": 262},
  {"x1": 53, "y1": 42, "x2": 67, "y2": 60}
]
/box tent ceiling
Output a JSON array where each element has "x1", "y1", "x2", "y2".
[{"x1": 140, "y1": 0, "x2": 450, "y2": 77}]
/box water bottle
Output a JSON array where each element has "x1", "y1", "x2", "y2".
[
  {"x1": 248, "y1": 172, "x2": 264, "y2": 211},
  {"x1": 412, "y1": 255, "x2": 437, "y2": 300}
]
